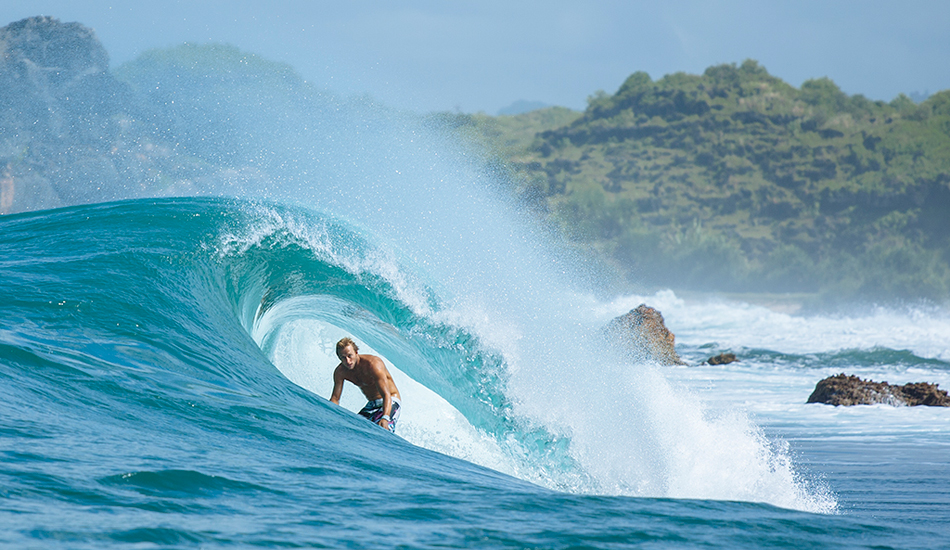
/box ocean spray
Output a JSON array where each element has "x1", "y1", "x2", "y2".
[{"x1": 196, "y1": 91, "x2": 837, "y2": 512}]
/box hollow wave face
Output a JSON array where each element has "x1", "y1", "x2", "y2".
[{"x1": 212, "y1": 198, "x2": 837, "y2": 513}]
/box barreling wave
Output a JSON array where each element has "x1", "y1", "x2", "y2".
[
  {"x1": 214, "y1": 199, "x2": 587, "y2": 487},
  {"x1": 0, "y1": 197, "x2": 585, "y2": 492},
  {"x1": 0, "y1": 196, "x2": 837, "y2": 514}
]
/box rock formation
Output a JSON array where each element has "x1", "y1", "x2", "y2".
[
  {"x1": 807, "y1": 373, "x2": 950, "y2": 407},
  {"x1": 0, "y1": 15, "x2": 297, "y2": 215},
  {"x1": 604, "y1": 304, "x2": 686, "y2": 365},
  {"x1": 705, "y1": 352, "x2": 737, "y2": 365},
  {"x1": 0, "y1": 16, "x2": 134, "y2": 212}
]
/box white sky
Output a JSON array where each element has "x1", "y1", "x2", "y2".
[{"x1": 7, "y1": 1, "x2": 949, "y2": 114}]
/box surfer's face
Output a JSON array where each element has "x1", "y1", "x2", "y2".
[{"x1": 338, "y1": 346, "x2": 358, "y2": 369}]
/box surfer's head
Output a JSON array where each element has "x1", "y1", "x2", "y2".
[
  {"x1": 336, "y1": 337, "x2": 359, "y2": 368},
  {"x1": 336, "y1": 337, "x2": 358, "y2": 356}
]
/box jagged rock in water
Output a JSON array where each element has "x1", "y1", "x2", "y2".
[
  {"x1": 604, "y1": 304, "x2": 686, "y2": 365},
  {"x1": 705, "y1": 352, "x2": 738, "y2": 365},
  {"x1": 807, "y1": 373, "x2": 950, "y2": 407}
]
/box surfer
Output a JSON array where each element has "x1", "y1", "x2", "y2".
[{"x1": 330, "y1": 337, "x2": 402, "y2": 433}]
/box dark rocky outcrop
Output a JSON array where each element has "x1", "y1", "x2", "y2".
[
  {"x1": 807, "y1": 373, "x2": 950, "y2": 407},
  {"x1": 0, "y1": 16, "x2": 113, "y2": 133},
  {"x1": 0, "y1": 16, "x2": 134, "y2": 212},
  {"x1": 0, "y1": 16, "x2": 317, "y2": 215},
  {"x1": 705, "y1": 352, "x2": 738, "y2": 365},
  {"x1": 605, "y1": 304, "x2": 686, "y2": 365}
]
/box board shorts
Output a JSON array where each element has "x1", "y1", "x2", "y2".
[{"x1": 358, "y1": 397, "x2": 401, "y2": 433}]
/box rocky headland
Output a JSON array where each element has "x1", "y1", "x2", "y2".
[
  {"x1": 0, "y1": 15, "x2": 282, "y2": 215},
  {"x1": 1, "y1": 16, "x2": 133, "y2": 212}
]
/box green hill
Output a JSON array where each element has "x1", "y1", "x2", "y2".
[
  {"x1": 3, "y1": 17, "x2": 946, "y2": 304},
  {"x1": 468, "y1": 60, "x2": 950, "y2": 303}
]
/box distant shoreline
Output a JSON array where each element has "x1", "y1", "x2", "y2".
[
  {"x1": 669, "y1": 289, "x2": 950, "y2": 315},
  {"x1": 660, "y1": 289, "x2": 809, "y2": 315}
]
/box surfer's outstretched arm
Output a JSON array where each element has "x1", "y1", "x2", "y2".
[{"x1": 329, "y1": 366, "x2": 344, "y2": 404}]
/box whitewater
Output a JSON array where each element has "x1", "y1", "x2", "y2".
[{"x1": 1, "y1": 70, "x2": 948, "y2": 550}]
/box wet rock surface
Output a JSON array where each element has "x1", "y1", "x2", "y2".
[
  {"x1": 605, "y1": 304, "x2": 686, "y2": 365},
  {"x1": 705, "y1": 352, "x2": 738, "y2": 365},
  {"x1": 807, "y1": 373, "x2": 950, "y2": 407}
]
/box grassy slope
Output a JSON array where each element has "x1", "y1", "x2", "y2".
[{"x1": 468, "y1": 61, "x2": 950, "y2": 302}]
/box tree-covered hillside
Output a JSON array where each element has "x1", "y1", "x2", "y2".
[
  {"x1": 3, "y1": 16, "x2": 947, "y2": 304},
  {"x1": 468, "y1": 60, "x2": 950, "y2": 303}
]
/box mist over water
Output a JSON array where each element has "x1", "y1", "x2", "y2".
[{"x1": 128, "y1": 55, "x2": 836, "y2": 512}]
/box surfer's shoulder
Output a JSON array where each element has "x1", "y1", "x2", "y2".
[
  {"x1": 362, "y1": 354, "x2": 387, "y2": 371},
  {"x1": 332, "y1": 363, "x2": 347, "y2": 379}
]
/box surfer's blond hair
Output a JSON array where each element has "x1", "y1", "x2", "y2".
[{"x1": 336, "y1": 337, "x2": 359, "y2": 357}]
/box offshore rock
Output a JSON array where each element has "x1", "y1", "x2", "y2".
[
  {"x1": 807, "y1": 373, "x2": 950, "y2": 407},
  {"x1": 605, "y1": 304, "x2": 686, "y2": 365},
  {"x1": 705, "y1": 352, "x2": 738, "y2": 365}
]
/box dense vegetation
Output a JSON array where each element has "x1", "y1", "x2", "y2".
[
  {"x1": 459, "y1": 61, "x2": 950, "y2": 303},
  {"x1": 4, "y1": 15, "x2": 947, "y2": 304}
]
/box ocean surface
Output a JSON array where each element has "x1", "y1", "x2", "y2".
[{"x1": 2, "y1": 195, "x2": 948, "y2": 549}]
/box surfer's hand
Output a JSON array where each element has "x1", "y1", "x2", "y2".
[{"x1": 378, "y1": 418, "x2": 390, "y2": 429}]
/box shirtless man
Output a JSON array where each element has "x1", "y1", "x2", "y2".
[{"x1": 330, "y1": 337, "x2": 402, "y2": 433}]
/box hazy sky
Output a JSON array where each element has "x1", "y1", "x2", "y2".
[{"x1": 7, "y1": 1, "x2": 949, "y2": 114}]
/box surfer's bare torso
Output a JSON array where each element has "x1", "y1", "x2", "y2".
[{"x1": 330, "y1": 342, "x2": 400, "y2": 431}]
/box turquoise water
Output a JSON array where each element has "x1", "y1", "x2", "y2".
[{"x1": 1, "y1": 198, "x2": 948, "y2": 548}]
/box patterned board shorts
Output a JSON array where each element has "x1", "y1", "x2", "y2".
[{"x1": 358, "y1": 397, "x2": 401, "y2": 433}]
